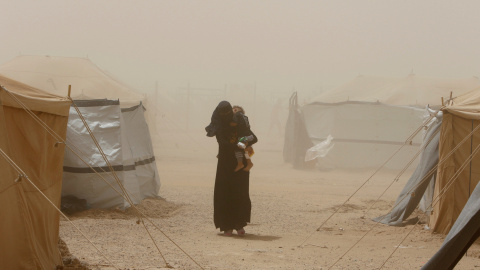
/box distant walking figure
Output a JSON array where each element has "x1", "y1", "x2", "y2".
[{"x1": 205, "y1": 101, "x2": 257, "y2": 236}]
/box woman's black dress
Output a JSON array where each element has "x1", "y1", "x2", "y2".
[{"x1": 210, "y1": 102, "x2": 256, "y2": 231}]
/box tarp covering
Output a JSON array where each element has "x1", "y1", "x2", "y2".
[
  {"x1": 301, "y1": 102, "x2": 424, "y2": 169},
  {"x1": 374, "y1": 112, "x2": 442, "y2": 225},
  {"x1": 0, "y1": 55, "x2": 145, "y2": 108},
  {"x1": 0, "y1": 75, "x2": 70, "y2": 269},
  {"x1": 288, "y1": 75, "x2": 480, "y2": 170},
  {"x1": 422, "y1": 174, "x2": 480, "y2": 269},
  {"x1": 120, "y1": 103, "x2": 160, "y2": 203},
  {"x1": 62, "y1": 100, "x2": 159, "y2": 208},
  {"x1": 423, "y1": 88, "x2": 480, "y2": 269}
]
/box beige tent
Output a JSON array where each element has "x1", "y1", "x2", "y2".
[
  {"x1": 430, "y1": 88, "x2": 480, "y2": 234},
  {"x1": 293, "y1": 74, "x2": 480, "y2": 169},
  {"x1": 0, "y1": 55, "x2": 160, "y2": 209},
  {"x1": 0, "y1": 75, "x2": 71, "y2": 269},
  {"x1": 0, "y1": 55, "x2": 145, "y2": 107}
]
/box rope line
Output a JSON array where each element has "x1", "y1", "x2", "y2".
[
  {"x1": 361, "y1": 127, "x2": 441, "y2": 218},
  {"x1": 379, "y1": 137, "x2": 480, "y2": 269},
  {"x1": 69, "y1": 99, "x2": 171, "y2": 268},
  {"x1": 1, "y1": 86, "x2": 204, "y2": 269},
  {"x1": 326, "y1": 120, "x2": 480, "y2": 269},
  {"x1": 0, "y1": 147, "x2": 120, "y2": 270},
  {"x1": 299, "y1": 108, "x2": 444, "y2": 247}
]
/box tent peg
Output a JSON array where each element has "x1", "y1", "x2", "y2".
[
  {"x1": 15, "y1": 174, "x2": 23, "y2": 183},
  {"x1": 54, "y1": 141, "x2": 65, "y2": 147}
]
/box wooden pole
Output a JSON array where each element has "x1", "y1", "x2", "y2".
[{"x1": 68, "y1": 85, "x2": 71, "y2": 97}]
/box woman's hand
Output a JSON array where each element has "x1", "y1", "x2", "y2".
[{"x1": 245, "y1": 146, "x2": 254, "y2": 156}]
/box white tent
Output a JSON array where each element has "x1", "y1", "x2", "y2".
[
  {"x1": 0, "y1": 55, "x2": 160, "y2": 209},
  {"x1": 287, "y1": 74, "x2": 480, "y2": 169}
]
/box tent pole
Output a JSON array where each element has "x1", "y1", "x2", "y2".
[{"x1": 469, "y1": 120, "x2": 474, "y2": 196}]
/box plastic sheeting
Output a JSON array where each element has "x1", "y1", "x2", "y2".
[
  {"x1": 374, "y1": 111, "x2": 442, "y2": 226},
  {"x1": 422, "y1": 176, "x2": 480, "y2": 269},
  {"x1": 305, "y1": 135, "x2": 334, "y2": 162},
  {"x1": 62, "y1": 100, "x2": 159, "y2": 209}
]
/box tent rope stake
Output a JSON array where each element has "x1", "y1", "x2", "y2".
[
  {"x1": 379, "y1": 137, "x2": 480, "y2": 269},
  {"x1": 299, "y1": 107, "x2": 444, "y2": 247},
  {"x1": 0, "y1": 147, "x2": 120, "y2": 270},
  {"x1": 326, "y1": 117, "x2": 480, "y2": 269},
  {"x1": 70, "y1": 98, "x2": 204, "y2": 269},
  {"x1": 69, "y1": 98, "x2": 172, "y2": 269},
  {"x1": 1, "y1": 86, "x2": 204, "y2": 270},
  {"x1": 361, "y1": 127, "x2": 441, "y2": 218}
]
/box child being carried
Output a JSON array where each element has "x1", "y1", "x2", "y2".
[{"x1": 231, "y1": 105, "x2": 257, "y2": 172}]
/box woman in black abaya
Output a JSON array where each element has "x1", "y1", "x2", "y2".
[{"x1": 206, "y1": 101, "x2": 255, "y2": 236}]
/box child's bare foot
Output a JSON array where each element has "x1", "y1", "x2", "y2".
[
  {"x1": 243, "y1": 161, "x2": 253, "y2": 171},
  {"x1": 235, "y1": 163, "x2": 244, "y2": 172}
]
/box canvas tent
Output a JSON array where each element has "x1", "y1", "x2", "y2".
[
  {"x1": 0, "y1": 55, "x2": 145, "y2": 107},
  {"x1": 370, "y1": 88, "x2": 480, "y2": 269},
  {"x1": 286, "y1": 74, "x2": 480, "y2": 169},
  {"x1": 0, "y1": 75, "x2": 71, "y2": 269},
  {"x1": 429, "y1": 88, "x2": 480, "y2": 234},
  {"x1": 0, "y1": 55, "x2": 160, "y2": 209},
  {"x1": 416, "y1": 88, "x2": 480, "y2": 269}
]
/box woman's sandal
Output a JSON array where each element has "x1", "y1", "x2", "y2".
[
  {"x1": 224, "y1": 230, "x2": 233, "y2": 236},
  {"x1": 236, "y1": 228, "x2": 245, "y2": 236}
]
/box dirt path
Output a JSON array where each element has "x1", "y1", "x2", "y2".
[{"x1": 59, "y1": 133, "x2": 480, "y2": 269}]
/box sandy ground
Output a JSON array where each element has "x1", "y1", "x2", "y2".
[{"x1": 59, "y1": 130, "x2": 480, "y2": 270}]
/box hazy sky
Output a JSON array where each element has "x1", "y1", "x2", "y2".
[{"x1": 2, "y1": 0, "x2": 480, "y2": 94}]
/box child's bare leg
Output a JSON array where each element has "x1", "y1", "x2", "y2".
[
  {"x1": 243, "y1": 152, "x2": 253, "y2": 171},
  {"x1": 243, "y1": 159, "x2": 253, "y2": 171},
  {"x1": 234, "y1": 152, "x2": 244, "y2": 172},
  {"x1": 235, "y1": 161, "x2": 244, "y2": 172},
  {"x1": 234, "y1": 150, "x2": 245, "y2": 172}
]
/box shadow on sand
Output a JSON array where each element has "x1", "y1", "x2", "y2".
[{"x1": 217, "y1": 233, "x2": 281, "y2": 241}]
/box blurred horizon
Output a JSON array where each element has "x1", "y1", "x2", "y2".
[{"x1": 2, "y1": 0, "x2": 480, "y2": 99}]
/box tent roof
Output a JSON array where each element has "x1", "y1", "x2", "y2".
[
  {"x1": 0, "y1": 55, "x2": 145, "y2": 107},
  {"x1": 0, "y1": 74, "x2": 71, "y2": 116},
  {"x1": 445, "y1": 87, "x2": 480, "y2": 119},
  {"x1": 310, "y1": 74, "x2": 480, "y2": 106}
]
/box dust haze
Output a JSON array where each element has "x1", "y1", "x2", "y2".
[
  {"x1": 3, "y1": 0, "x2": 480, "y2": 139},
  {"x1": 3, "y1": 1, "x2": 480, "y2": 269}
]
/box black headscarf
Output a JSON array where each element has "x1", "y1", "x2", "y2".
[{"x1": 205, "y1": 101, "x2": 233, "y2": 137}]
